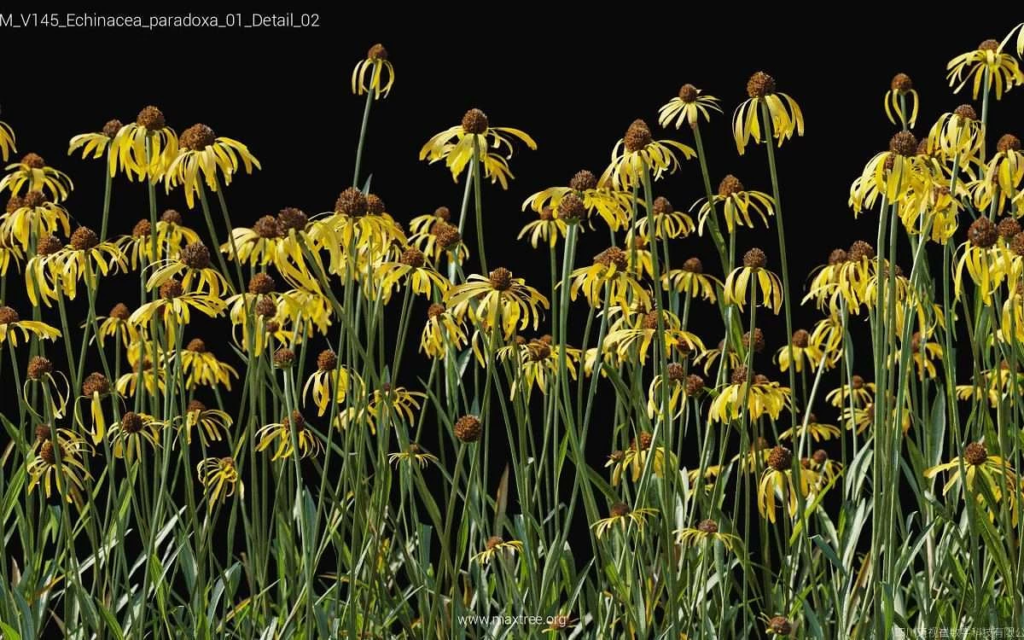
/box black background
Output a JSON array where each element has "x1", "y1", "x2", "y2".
[{"x1": 1, "y1": 7, "x2": 1020, "y2": 587}]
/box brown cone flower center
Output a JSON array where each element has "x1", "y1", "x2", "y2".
[
  {"x1": 623, "y1": 119, "x2": 652, "y2": 152},
  {"x1": 136, "y1": 106, "x2": 166, "y2": 130},
  {"x1": 746, "y1": 71, "x2": 776, "y2": 98},
  {"x1": 570, "y1": 169, "x2": 598, "y2": 192},
  {"x1": 70, "y1": 227, "x2": 99, "y2": 251},
  {"x1": 461, "y1": 109, "x2": 489, "y2": 135},
  {"x1": 180, "y1": 123, "x2": 216, "y2": 151},
  {"x1": 743, "y1": 248, "x2": 767, "y2": 269},
  {"x1": 489, "y1": 267, "x2": 514, "y2": 291},
  {"x1": 768, "y1": 445, "x2": 793, "y2": 471}
]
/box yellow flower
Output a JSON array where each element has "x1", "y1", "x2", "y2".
[
  {"x1": 927, "y1": 104, "x2": 984, "y2": 163},
  {"x1": 774, "y1": 329, "x2": 824, "y2": 373},
  {"x1": 757, "y1": 446, "x2": 818, "y2": 523},
  {"x1": 388, "y1": 443, "x2": 439, "y2": 468},
  {"x1": 634, "y1": 195, "x2": 694, "y2": 240},
  {"x1": 316, "y1": 190, "x2": 405, "y2": 270},
  {"x1": 419, "y1": 108, "x2": 536, "y2": 189},
  {"x1": 75, "y1": 372, "x2": 116, "y2": 444},
  {"x1": 708, "y1": 366, "x2": 791, "y2": 424},
  {"x1": 732, "y1": 72, "x2": 804, "y2": 155},
  {"x1": 420, "y1": 303, "x2": 468, "y2": 359},
  {"x1": 779, "y1": 412, "x2": 840, "y2": 442},
  {"x1": 0, "y1": 118, "x2": 16, "y2": 161},
  {"x1": 115, "y1": 346, "x2": 166, "y2": 398},
  {"x1": 0, "y1": 191, "x2": 70, "y2": 250},
  {"x1": 178, "y1": 338, "x2": 240, "y2": 390},
  {"x1": 686, "y1": 465, "x2": 721, "y2": 492},
  {"x1": 351, "y1": 43, "x2": 395, "y2": 98},
  {"x1": 51, "y1": 227, "x2": 128, "y2": 302},
  {"x1": 0, "y1": 305, "x2": 60, "y2": 347},
  {"x1": 662, "y1": 257, "x2": 720, "y2": 303},
  {"x1": 67, "y1": 119, "x2": 123, "y2": 170},
  {"x1": 826, "y1": 375, "x2": 875, "y2": 408},
  {"x1": 518, "y1": 206, "x2": 568, "y2": 249},
  {"x1": 0, "y1": 153, "x2": 73, "y2": 202},
  {"x1": 603, "y1": 308, "x2": 704, "y2": 366},
  {"x1": 165, "y1": 123, "x2": 260, "y2": 208},
  {"x1": 723, "y1": 248, "x2": 784, "y2": 314},
  {"x1": 109, "y1": 106, "x2": 178, "y2": 181},
  {"x1": 0, "y1": 232, "x2": 23, "y2": 276},
  {"x1": 973, "y1": 134, "x2": 1024, "y2": 214},
  {"x1": 806, "y1": 449, "x2": 843, "y2": 487},
  {"x1": 692, "y1": 338, "x2": 742, "y2": 376},
  {"x1": 28, "y1": 433, "x2": 92, "y2": 503},
  {"x1": 446, "y1": 268, "x2": 549, "y2": 340},
  {"x1": 884, "y1": 73, "x2": 919, "y2": 128},
  {"x1": 24, "y1": 357, "x2": 70, "y2": 419},
  {"x1": 570, "y1": 246, "x2": 650, "y2": 311},
  {"x1": 470, "y1": 536, "x2": 524, "y2": 565},
  {"x1": 374, "y1": 247, "x2": 450, "y2": 302},
  {"x1": 890, "y1": 331, "x2": 943, "y2": 380},
  {"x1": 696, "y1": 175, "x2": 775, "y2": 235},
  {"x1": 256, "y1": 411, "x2": 323, "y2": 460},
  {"x1": 109, "y1": 411, "x2": 162, "y2": 460},
  {"x1": 147, "y1": 241, "x2": 231, "y2": 298},
  {"x1": 850, "y1": 132, "x2": 926, "y2": 214},
  {"x1": 303, "y1": 350, "x2": 360, "y2": 417},
  {"x1": 177, "y1": 400, "x2": 233, "y2": 447},
  {"x1": 367, "y1": 384, "x2": 425, "y2": 431},
  {"x1": 675, "y1": 518, "x2": 740, "y2": 552},
  {"x1": 523, "y1": 169, "x2": 633, "y2": 231},
  {"x1": 947, "y1": 39, "x2": 1023, "y2": 100},
  {"x1": 222, "y1": 211, "x2": 315, "y2": 288},
  {"x1": 646, "y1": 364, "x2": 702, "y2": 419},
  {"x1": 600, "y1": 119, "x2": 694, "y2": 190},
  {"x1": 197, "y1": 457, "x2": 242, "y2": 510},
  {"x1": 509, "y1": 338, "x2": 582, "y2": 397},
  {"x1": 925, "y1": 442, "x2": 1019, "y2": 526},
  {"x1": 94, "y1": 303, "x2": 137, "y2": 348},
  {"x1": 658, "y1": 84, "x2": 722, "y2": 129},
  {"x1": 129, "y1": 278, "x2": 227, "y2": 345},
  {"x1": 591, "y1": 502, "x2": 657, "y2": 539},
  {"x1": 117, "y1": 212, "x2": 201, "y2": 270},
  {"x1": 954, "y1": 217, "x2": 1005, "y2": 305},
  {"x1": 606, "y1": 432, "x2": 675, "y2": 486}
]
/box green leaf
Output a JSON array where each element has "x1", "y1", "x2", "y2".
[{"x1": 810, "y1": 534, "x2": 847, "y2": 578}]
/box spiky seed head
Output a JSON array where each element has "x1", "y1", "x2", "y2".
[
  {"x1": 254, "y1": 297, "x2": 276, "y2": 317},
  {"x1": 768, "y1": 616, "x2": 793, "y2": 635},
  {"x1": 485, "y1": 536, "x2": 504, "y2": 550},
  {"x1": 792, "y1": 329, "x2": 810, "y2": 348},
  {"x1": 889, "y1": 131, "x2": 918, "y2": 157},
  {"x1": 180, "y1": 123, "x2": 217, "y2": 151},
  {"x1": 0, "y1": 305, "x2": 19, "y2": 325},
  {"x1": 743, "y1": 328, "x2": 765, "y2": 353},
  {"x1": 70, "y1": 227, "x2": 99, "y2": 251},
  {"x1": 968, "y1": 217, "x2": 998, "y2": 248},
  {"x1": 277, "y1": 207, "x2": 308, "y2": 233},
  {"x1": 427, "y1": 303, "x2": 446, "y2": 319},
  {"x1": 461, "y1": 108, "x2": 489, "y2": 134},
  {"x1": 767, "y1": 445, "x2": 793, "y2": 471},
  {"x1": 121, "y1": 411, "x2": 144, "y2": 433},
  {"x1": 82, "y1": 372, "x2": 110, "y2": 396},
  {"x1": 953, "y1": 104, "x2": 978, "y2": 121},
  {"x1": 273, "y1": 348, "x2": 295, "y2": 368},
  {"x1": 40, "y1": 440, "x2": 57, "y2": 464},
  {"x1": 623, "y1": 119, "x2": 652, "y2": 152},
  {"x1": 27, "y1": 356, "x2": 53, "y2": 380},
  {"x1": 848, "y1": 240, "x2": 875, "y2": 262},
  {"x1": 557, "y1": 193, "x2": 586, "y2": 222},
  {"x1": 187, "y1": 399, "x2": 206, "y2": 413},
  {"x1": 812, "y1": 449, "x2": 828, "y2": 464},
  {"x1": 743, "y1": 248, "x2": 767, "y2": 269},
  {"x1": 102, "y1": 119, "x2": 123, "y2": 137},
  {"x1": 890, "y1": 73, "x2": 913, "y2": 93},
  {"x1": 851, "y1": 375, "x2": 865, "y2": 389},
  {"x1": 317, "y1": 350, "x2": 338, "y2": 371},
  {"x1": 248, "y1": 273, "x2": 276, "y2": 295},
  {"x1": 730, "y1": 365, "x2": 749, "y2": 385},
  {"x1": 685, "y1": 374, "x2": 705, "y2": 396},
  {"x1": 978, "y1": 39, "x2": 1000, "y2": 51},
  {"x1": 652, "y1": 196, "x2": 673, "y2": 215},
  {"x1": 434, "y1": 205, "x2": 451, "y2": 221},
  {"x1": 746, "y1": 71, "x2": 776, "y2": 98},
  {"x1": 133, "y1": 219, "x2": 152, "y2": 238},
  {"x1": 136, "y1": 106, "x2": 166, "y2": 130},
  {"x1": 666, "y1": 362, "x2": 685, "y2": 382},
  {"x1": 180, "y1": 242, "x2": 211, "y2": 269},
  {"x1": 997, "y1": 134, "x2": 1021, "y2": 153},
  {"x1": 21, "y1": 152, "x2": 45, "y2": 168},
  {"x1": 454, "y1": 415, "x2": 483, "y2": 443},
  {"x1": 678, "y1": 84, "x2": 699, "y2": 102},
  {"x1": 718, "y1": 174, "x2": 744, "y2": 197},
  {"x1": 609, "y1": 502, "x2": 631, "y2": 517},
  {"x1": 161, "y1": 209, "x2": 183, "y2": 225},
  {"x1": 570, "y1": 170, "x2": 598, "y2": 191},
  {"x1": 336, "y1": 187, "x2": 368, "y2": 217},
  {"x1": 697, "y1": 518, "x2": 718, "y2": 534},
  {"x1": 159, "y1": 279, "x2": 183, "y2": 300},
  {"x1": 964, "y1": 442, "x2": 988, "y2": 466},
  {"x1": 489, "y1": 267, "x2": 514, "y2": 291},
  {"x1": 399, "y1": 248, "x2": 426, "y2": 268},
  {"x1": 186, "y1": 338, "x2": 206, "y2": 352}
]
